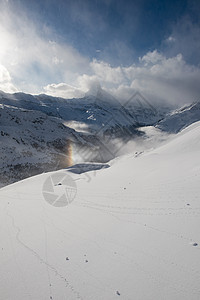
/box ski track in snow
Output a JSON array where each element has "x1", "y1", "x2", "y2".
[{"x1": 5, "y1": 205, "x2": 84, "y2": 300}]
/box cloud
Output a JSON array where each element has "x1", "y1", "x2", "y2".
[
  {"x1": 44, "y1": 83, "x2": 84, "y2": 99},
  {"x1": 0, "y1": 64, "x2": 17, "y2": 92},
  {"x1": 75, "y1": 50, "x2": 200, "y2": 105},
  {"x1": 90, "y1": 60, "x2": 124, "y2": 85},
  {"x1": 166, "y1": 36, "x2": 176, "y2": 43},
  {"x1": 77, "y1": 74, "x2": 100, "y2": 92},
  {"x1": 44, "y1": 74, "x2": 102, "y2": 98},
  {"x1": 0, "y1": 1, "x2": 200, "y2": 106},
  {"x1": 0, "y1": 2, "x2": 89, "y2": 93},
  {"x1": 163, "y1": 16, "x2": 200, "y2": 65},
  {"x1": 0, "y1": 64, "x2": 11, "y2": 83},
  {"x1": 45, "y1": 49, "x2": 200, "y2": 104},
  {"x1": 140, "y1": 50, "x2": 164, "y2": 66}
]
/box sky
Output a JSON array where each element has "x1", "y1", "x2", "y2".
[{"x1": 0, "y1": 0, "x2": 200, "y2": 104}]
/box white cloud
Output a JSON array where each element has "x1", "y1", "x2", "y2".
[
  {"x1": 0, "y1": 64, "x2": 11, "y2": 82},
  {"x1": 0, "y1": 2, "x2": 200, "y2": 106},
  {"x1": 44, "y1": 83, "x2": 84, "y2": 99},
  {"x1": 74, "y1": 51, "x2": 200, "y2": 105},
  {"x1": 44, "y1": 75, "x2": 102, "y2": 99},
  {"x1": 0, "y1": 3, "x2": 89, "y2": 94},
  {"x1": 90, "y1": 60, "x2": 124, "y2": 84},
  {"x1": 77, "y1": 74, "x2": 101, "y2": 92},
  {"x1": 166, "y1": 36, "x2": 176, "y2": 43},
  {"x1": 139, "y1": 50, "x2": 164, "y2": 65},
  {"x1": 0, "y1": 64, "x2": 17, "y2": 92},
  {"x1": 52, "y1": 56, "x2": 63, "y2": 65},
  {"x1": 163, "y1": 17, "x2": 200, "y2": 65}
]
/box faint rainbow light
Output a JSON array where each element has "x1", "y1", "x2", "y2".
[{"x1": 66, "y1": 140, "x2": 73, "y2": 167}]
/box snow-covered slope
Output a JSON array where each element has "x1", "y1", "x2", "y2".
[
  {"x1": 0, "y1": 104, "x2": 87, "y2": 187},
  {"x1": 1, "y1": 89, "x2": 200, "y2": 187},
  {"x1": 157, "y1": 101, "x2": 200, "y2": 133},
  {"x1": 0, "y1": 89, "x2": 168, "y2": 133},
  {"x1": 0, "y1": 89, "x2": 170, "y2": 186},
  {"x1": 0, "y1": 121, "x2": 200, "y2": 300}
]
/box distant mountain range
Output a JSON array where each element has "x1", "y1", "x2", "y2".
[
  {"x1": 157, "y1": 101, "x2": 200, "y2": 133},
  {"x1": 0, "y1": 89, "x2": 200, "y2": 186}
]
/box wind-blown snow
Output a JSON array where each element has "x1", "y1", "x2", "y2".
[{"x1": 0, "y1": 121, "x2": 200, "y2": 299}]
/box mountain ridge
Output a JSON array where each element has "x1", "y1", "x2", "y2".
[{"x1": 1, "y1": 89, "x2": 200, "y2": 187}]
